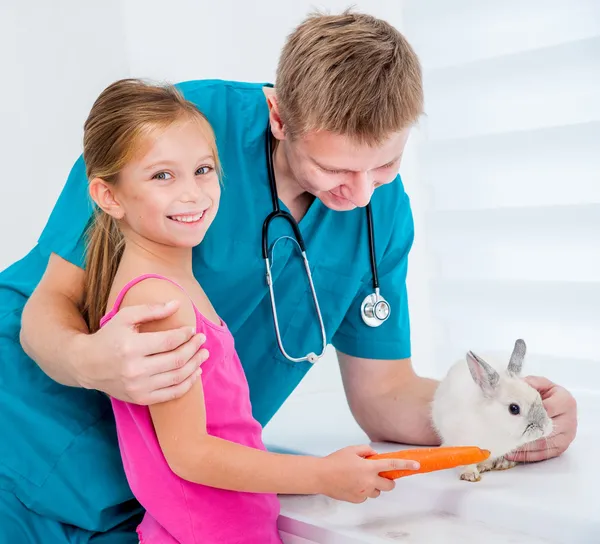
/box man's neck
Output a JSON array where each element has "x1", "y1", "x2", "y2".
[{"x1": 272, "y1": 139, "x2": 314, "y2": 222}]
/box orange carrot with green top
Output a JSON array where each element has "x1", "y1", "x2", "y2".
[{"x1": 366, "y1": 446, "x2": 490, "y2": 480}]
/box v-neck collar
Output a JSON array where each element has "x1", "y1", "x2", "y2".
[{"x1": 273, "y1": 188, "x2": 322, "y2": 231}]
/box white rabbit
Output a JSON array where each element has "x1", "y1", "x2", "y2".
[{"x1": 430, "y1": 339, "x2": 553, "y2": 482}]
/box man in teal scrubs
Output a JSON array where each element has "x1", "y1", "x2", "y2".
[{"x1": 0, "y1": 10, "x2": 577, "y2": 543}]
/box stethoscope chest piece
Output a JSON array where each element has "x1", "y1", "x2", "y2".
[{"x1": 361, "y1": 289, "x2": 390, "y2": 327}]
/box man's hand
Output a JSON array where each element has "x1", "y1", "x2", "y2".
[
  {"x1": 505, "y1": 376, "x2": 578, "y2": 462},
  {"x1": 21, "y1": 253, "x2": 208, "y2": 399},
  {"x1": 77, "y1": 300, "x2": 208, "y2": 404}
]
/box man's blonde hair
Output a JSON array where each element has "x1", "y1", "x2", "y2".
[{"x1": 275, "y1": 9, "x2": 423, "y2": 145}]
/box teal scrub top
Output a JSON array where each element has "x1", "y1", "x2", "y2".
[{"x1": 0, "y1": 79, "x2": 415, "y2": 533}]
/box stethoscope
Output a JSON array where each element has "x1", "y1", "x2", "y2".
[{"x1": 262, "y1": 122, "x2": 390, "y2": 364}]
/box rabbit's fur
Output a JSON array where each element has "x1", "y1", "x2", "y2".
[{"x1": 431, "y1": 339, "x2": 553, "y2": 482}]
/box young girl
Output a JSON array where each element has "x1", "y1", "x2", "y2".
[{"x1": 80, "y1": 78, "x2": 418, "y2": 543}]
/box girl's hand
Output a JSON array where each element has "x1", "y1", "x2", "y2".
[{"x1": 319, "y1": 445, "x2": 420, "y2": 503}]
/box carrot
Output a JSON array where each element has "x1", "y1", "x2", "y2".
[{"x1": 366, "y1": 446, "x2": 490, "y2": 480}]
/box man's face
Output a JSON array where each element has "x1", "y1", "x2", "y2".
[{"x1": 282, "y1": 127, "x2": 410, "y2": 210}]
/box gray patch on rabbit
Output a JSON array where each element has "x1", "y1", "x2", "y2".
[
  {"x1": 525, "y1": 399, "x2": 549, "y2": 435},
  {"x1": 508, "y1": 338, "x2": 526, "y2": 375}
]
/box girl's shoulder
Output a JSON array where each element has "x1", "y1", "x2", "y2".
[{"x1": 102, "y1": 273, "x2": 198, "y2": 334}]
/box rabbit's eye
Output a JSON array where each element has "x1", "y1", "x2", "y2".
[{"x1": 509, "y1": 403, "x2": 520, "y2": 415}]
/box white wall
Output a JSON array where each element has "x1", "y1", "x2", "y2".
[
  {"x1": 0, "y1": 0, "x2": 129, "y2": 269},
  {"x1": 121, "y1": 0, "x2": 403, "y2": 84},
  {"x1": 402, "y1": 0, "x2": 600, "y2": 395}
]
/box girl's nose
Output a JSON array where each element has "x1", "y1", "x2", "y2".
[{"x1": 180, "y1": 176, "x2": 202, "y2": 202}]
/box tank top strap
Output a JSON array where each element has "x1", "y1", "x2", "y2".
[{"x1": 100, "y1": 273, "x2": 201, "y2": 330}]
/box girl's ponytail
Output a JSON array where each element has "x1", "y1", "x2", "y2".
[{"x1": 83, "y1": 211, "x2": 125, "y2": 333}]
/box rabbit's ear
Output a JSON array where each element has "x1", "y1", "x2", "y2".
[
  {"x1": 508, "y1": 339, "x2": 526, "y2": 375},
  {"x1": 466, "y1": 351, "x2": 499, "y2": 396}
]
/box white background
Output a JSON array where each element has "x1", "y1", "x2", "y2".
[{"x1": 1, "y1": 1, "x2": 598, "y2": 405}]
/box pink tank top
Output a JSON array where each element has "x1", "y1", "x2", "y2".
[{"x1": 100, "y1": 274, "x2": 282, "y2": 544}]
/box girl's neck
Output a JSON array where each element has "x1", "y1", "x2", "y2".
[{"x1": 119, "y1": 237, "x2": 194, "y2": 282}]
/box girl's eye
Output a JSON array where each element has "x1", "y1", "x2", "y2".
[
  {"x1": 152, "y1": 171, "x2": 172, "y2": 181},
  {"x1": 196, "y1": 166, "x2": 213, "y2": 176}
]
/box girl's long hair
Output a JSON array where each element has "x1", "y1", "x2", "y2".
[{"x1": 81, "y1": 78, "x2": 220, "y2": 332}]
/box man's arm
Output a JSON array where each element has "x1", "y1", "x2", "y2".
[
  {"x1": 338, "y1": 351, "x2": 578, "y2": 461},
  {"x1": 20, "y1": 253, "x2": 207, "y2": 403},
  {"x1": 337, "y1": 351, "x2": 441, "y2": 446},
  {"x1": 20, "y1": 253, "x2": 90, "y2": 387}
]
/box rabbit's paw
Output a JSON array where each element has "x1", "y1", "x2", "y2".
[
  {"x1": 477, "y1": 457, "x2": 496, "y2": 474},
  {"x1": 459, "y1": 464, "x2": 481, "y2": 482},
  {"x1": 491, "y1": 456, "x2": 517, "y2": 471}
]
